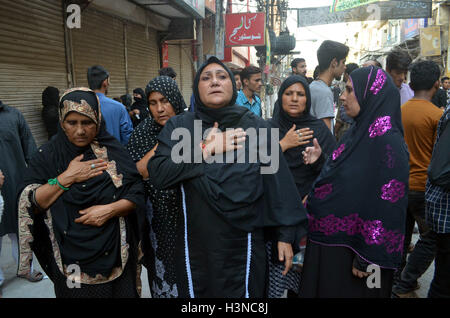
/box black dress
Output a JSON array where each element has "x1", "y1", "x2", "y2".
[
  {"x1": 266, "y1": 75, "x2": 337, "y2": 298},
  {"x1": 299, "y1": 241, "x2": 394, "y2": 298},
  {"x1": 17, "y1": 89, "x2": 145, "y2": 298},
  {"x1": 127, "y1": 76, "x2": 186, "y2": 298},
  {"x1": 300, "y1": 67, "x2": 409, "y2": 298},
  {"x1": 127, "y1": 117, "x2": 181, "y2": 298},
  {"x1": 149, "y1": 110, "x2": 308, "y2": 298},
  {"x1": 148, "y1": 56, "x2": 309, "y2": 298}
]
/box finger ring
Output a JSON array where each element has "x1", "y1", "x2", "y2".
[
  {"x1": 91, "y1": 164, "x2": 96, "y2": 169},
  {"x1": 297, "y1": 131, "x2": 302, "y2": 137}
]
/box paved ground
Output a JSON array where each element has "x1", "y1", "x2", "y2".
[
  {"x1": 0, "y1": 233, "x2": 433, "y2": 298},
  {"x1": 0, "y1": 235, "x2": 151, "y2": 298}
]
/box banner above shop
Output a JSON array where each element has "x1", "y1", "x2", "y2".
[
  {"x1": 401, "y1": 18, "x2": 427, "y2": 42},
  {"x1": 297, "y1": 1, "x2": 432, "y2": 27},
  {"x1": 331, "y1": 0, "x2": 378, "y2": 12},
  {"x1": 225, "y1": 13, "x2": 266, "y2": 47}
]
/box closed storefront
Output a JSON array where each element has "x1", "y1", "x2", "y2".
[
  {"x1": 0, "y1": 0, "x2": 68, "y2": 146},
  {"x1": 0, "y1": 0, "x2": 177, "y2": 146},
  {"x1": 71, "y1": 8, "x2": 127, "y2": 99},
  {"x1": 126, "y1": 22, "x2": 160, "y2": 92},
  {"x1": 179, "y1": 44, "x2": 194, "y2": 105},
  {"x1": 168, "y1": 44, "x2": 182, "y2": 84},
  {"x1": 169, "y1": 43, "x2": 194, "y2": 105}
]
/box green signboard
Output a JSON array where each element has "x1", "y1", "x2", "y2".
[{"x1": 331, "y1": 0, "x2": 380, "y2": 12}]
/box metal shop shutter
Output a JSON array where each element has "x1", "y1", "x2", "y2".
[
  {"x1": 0, "y1": 0, "x2": 68, "y2": 146},
  {"x1": 169, "y1": 43, "x2": 182, "y2": 86},
  {"x1": 126, "y1": 22, "x2": 159, "y2": 94},
  {"x1": 71, "y1": 8, "x2": 126, "y2": 99},
  {"x1": 179, "y1": 44, "x2": 194, "y2": 106}
]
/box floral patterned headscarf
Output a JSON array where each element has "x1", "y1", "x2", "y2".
[{"x1": 306, "y1": 66, "x2": 409, "y2": 270}]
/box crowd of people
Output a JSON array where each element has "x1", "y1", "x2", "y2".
[{"x1": 0, "y1": 39, "x2": 449, "y2": 298}]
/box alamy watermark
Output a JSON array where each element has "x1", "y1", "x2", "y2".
[
  {"x1": 66, "y1": 264, "x2": 81, "y2": 289},
  {"x1": 66, "y1": 4, "x2": 81, "y2": 29},
  {"x1": 366, "y1": 264, "x2": 381, "y2": 289},
  {"x1": 170, "y1": 120, "x2": 280, "y2": 174}
]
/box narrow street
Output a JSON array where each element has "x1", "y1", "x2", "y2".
[{"x1": 0, "y1": 234, "x2": 433, "y2": 298}]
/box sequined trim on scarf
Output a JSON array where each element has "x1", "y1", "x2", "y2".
[
  {"x1": 59, "y1": 87, "x2": 103, "y2": 135},
  {"x1": 308, "y1": 213, "x2": 404, "y2": 254},
  {"x1": 17, "y1": 185, "x2": 129, "y2": 284},
  {"x1": 46, "y1": 212, "x2": 128, "y2": 285},
  {"x1": 91, "y1": 141, "x2": 123, "y2": 188},
  {"x1": 314, "y1": 184, "x2": 333, "y2": 200},
  {"x1": 384, "y1": 144, "x2": 395, "y2": 169},
  {"x1": 332, "y1": 144, "x2": 345, "y2": 161},
  {"x1": 369, "y1": 69, "x2": 387, "y2": 95},
  {"x1": 60, "y1": 99, "x2": 98, "y2": 125},
  {"x1": 17, "y1": 184, "x2": 41, "y2": 277},
  {"x1": 368, "y1": 116, "x2": 392, "y2": 138},
  {"x1": 381, "y1": 179, "x2": 406, "y2": 203}
]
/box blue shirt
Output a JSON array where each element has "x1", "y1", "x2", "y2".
[
  {"x1": 236, "y1": 90, "x2": 261, "y2": 117},
  {"x1": 96, "y1": 93, "x2": 133, "y2": 145}
]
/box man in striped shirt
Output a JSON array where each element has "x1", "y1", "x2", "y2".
[{"x1": 425, "y1": 106, "x2": 450, "y2": 298}]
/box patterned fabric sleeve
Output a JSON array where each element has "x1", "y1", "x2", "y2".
[{"x1": 126, "y1": 118, "x2": 160, "y2": 162}]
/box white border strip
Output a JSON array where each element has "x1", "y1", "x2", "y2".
[
  {"x1": 181, "y1": 184, "x2": 195, "y2": 298},
  {"x1": 245, "y1": 233, "x2": 252, "y2": 298}
]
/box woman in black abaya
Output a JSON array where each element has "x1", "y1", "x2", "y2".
[
  {"x1": 300, "y1": 66, "x2": 409, "y2": 297},
  {"x1": 17, "y1": 88, "x2": 145, "y2": 298},
  {"x1": 41, "y1": 86, "x2": 60, "y2": 140},
  {"x1": 148, "y1": 56, "x2": 308, "y2": 298},
  {"x1": 130, "y1": 88, "x2": 150, "y2": 127},
  {"x1": 266, "y1": 75, "x2": 336, "y2": 298},
  {"x1": 127, "y1": 76, "x2": 186, "y2": 298}
]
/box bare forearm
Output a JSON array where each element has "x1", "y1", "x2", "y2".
[
  {"x1": 35, "y1": 173, "x2": 74, "y2": 211},
  {"x1": 279, "y1": 140, "x2": 288, "y2": 152},
  {"x1": 105, "y1": 199, "x2": 136, "y2": 219}
]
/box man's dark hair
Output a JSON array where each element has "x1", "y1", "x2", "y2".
[
  {"x1": 317, "y1": 40, "x2": 349, "y2": 73},
  {"x1": 313, "y1": 65, "x2": 320, "y2": 80},
  {"x1": 232, "y1": 69, "x2": 241, "y2": 77},
  {"x1": 240, "y1": 65, "x2": 262, "y2": 83},
  {"x1": 441, "y1": 76, "x2": 449, "y2": 82},
  {"x1": 386, "y1": 48, "x2": 412, "y2": 72},
  {"x1": 291, "y1": 58, "x2": 305, "y2": 69},
  {"x1": 345, "y1": 63, "x2": 359, "y2": 75},
  {"x1": 120, "y1": 94, "x2": 132, "y2": 108},
  {"x1": 159, "y1": 67, "x2": 177, "y2": 79},
  {"x1": 409, "y1": 60, "x2": 440, "y2": 91},
  {"x1": 87, "y1": 65, "x2": 110, "y2": 90},
  {"x1": 372, "y1": 60, "x2": 382, "y2": 68}
]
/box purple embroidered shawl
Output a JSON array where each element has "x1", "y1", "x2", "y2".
[{"x1": 306, "y1": 66, "x2": 409, "y2": 270}]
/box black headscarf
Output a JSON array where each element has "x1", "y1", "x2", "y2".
[
  {"x1": 130, "y1": 88, "x2": 150, "y2": 127},
  {"x1": 133, "y1": 88, "x2": 146, "y2": 103},
  {"x1": 148, "y1": 56, "x2": 308, "y2": 233},
  {"x1": 193, "y1": 56, "x2": 248, "y2": 130},
  {"x1": 269, "y1": 75, "x2": 337, "y2": 198},
  {"x1": 120, "y1": 94, "x2": 132, "y2": 110},
  {"x1": 306, "y1": 66, "x2": 409, "y2": 269},
  {"x1": 128, "y1": 76, "x2": 186, "y2": 164},
  {"x1": 41, "y1": 86, "x2": 60, "y2": 140},
  {"x1": 127, "y1": 76, "x2": 186, "y2": 297},
  {"x1": 20, "y1": 88, "x2": 144, "y2": 278}
]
